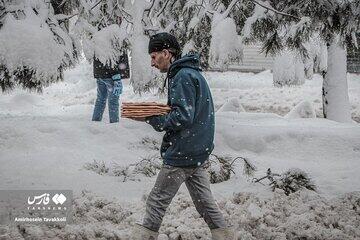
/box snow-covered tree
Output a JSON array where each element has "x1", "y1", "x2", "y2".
[
  {"x1": 0, "y1": 0, "x2": 79, "y2": 91},
  {"x1": 74, "y1": 0, "x2": 128, "y2": 71},
  {"x1": 273, "y1": 49, "x2": 305, "y2": 87},
  {"x1": 0, "y1": 0, "x2": 249, "y2": 93},
  {"x1": 273, "y1": 36, "x2": 326, "y2": 86},
  {"x1": 75, "y1": 0, "x2": 168, "y2": 94},
  {"x1": 145, "y1": 0, "x2": 249, "y2": 69},
  {"x1": 209, "y1": 13, "x2": 243, "y2": 69},
  {"x1": 303, "y1": 36, "x2": 327, "y2": 80},
  {"x1": 243, "y1": 0, "x2": 360, "y2": 123}
]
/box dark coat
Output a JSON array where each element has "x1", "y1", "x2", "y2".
[
  {"x1": 93, "y1": 52, "x2": 130, "y2": 79},
  {"x1": 147, "y1": 53, "x2": 215, "y2": 167}
]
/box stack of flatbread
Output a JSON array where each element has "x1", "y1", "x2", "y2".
[{"x1": 121, "y1": 102, "x2": 171, "y2": 118}]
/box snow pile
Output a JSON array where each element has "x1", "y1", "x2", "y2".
[
  {"x1": 209, "y1": 15, "x2": 243, "y2": 70},
  {"x1": 228, "y1": 190, "x2": 360, "y2": 240},
  {"x1": 273, "y1": 50, "x2": 305, "y2": 87},
  {"x1": 285, "y1": 100, "x2": 316, "y2": 119},
  {"x1": 1, "y1": 190, "x2": 359, "y2": 239},
  {"x1": 217, "y1": 97, "x2": 246, "y2": 113}
]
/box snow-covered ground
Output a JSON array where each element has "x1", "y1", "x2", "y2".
[{"x1": 0, "y1": 60, "x2": 359, "y2": 239}]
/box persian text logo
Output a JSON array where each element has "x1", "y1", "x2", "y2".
[
  {"x1": 27, "y1": 193, "x2": 67, "y2": 206},
  {"x1": 27, "y1": 193, "x2": 50, "y2": 205}
]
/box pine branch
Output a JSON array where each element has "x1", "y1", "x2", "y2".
[
  {"x1": 58, "y1": 0, "x2": 103, "y2": 23},
  {"x1": 156, "y1": 0, "x2": 173, "y2": 18},
  {"x1": 119, "y1": 8, "x2": 133, "y2": 24},
  {"x1": 248, "y1": 0, "x2": 300, "y2": 20},
  {"x1": 253, "y1": 168, "x2": 316, "y2": 195},
  {"x1": 221, "y1": 0, "x2": 240, "y2": 19},
  {"x1": 145, "y1": 0, "x2": 156, "y2": 17}
]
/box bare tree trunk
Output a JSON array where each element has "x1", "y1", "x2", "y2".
[{"x1": 322, "y1": 36, "x2": 352, "y2": 123}]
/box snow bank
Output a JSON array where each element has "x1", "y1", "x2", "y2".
[
  {"x1": 285, "y1": 100, "x2": 316, "y2": 119},
  {"x1": 1, "y1": 190, "x2": 359, "y2": 239},
  {"x1": 215, "y1": 111, "x2": 360, "y2": 196},
  {"x1": 217, "y1": 97, "x2": 245, "y2": 113}
]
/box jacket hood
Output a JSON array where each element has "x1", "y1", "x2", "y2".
[{"x1": 167, "y1": 53, "x2": 201, "y2": 79}]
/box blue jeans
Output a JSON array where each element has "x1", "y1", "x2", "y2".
[{"x1": 92, "y1": 78, "x2": 120, "y2": 123}]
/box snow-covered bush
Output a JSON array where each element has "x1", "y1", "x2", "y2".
[
  {"x1": 132, "y1": 155, "x2": 162, "y2": 177},
  {"x1": 139, "y1": 136, "x2": 160, "y2": 151},
  {"x1": 83, "y1": 155, "x2": 162, "y2": 181},
  {"x1": 255, "y1": 168, "x2": 316, "y2": 195},
  {"x1": 83, "y1": 160, "x2": 109, "y2": 175},
  {"x1": 271, "y1": 169, "x2": 316, "y2": 195},
  {"x1": 208, "y1": 154, "x2": 256, "y2": 184},
  {"x1": 208, "y1": 154, "x2": 235, "y2": 184},
  {"x1": 0, "y1": 0, "x2": 78, "y2": 91},
  {"x1": 209, "y1": 15, "x2": 243, "y2": 70},
  {"x1": 273, "y1": 50, "x2": 305, "y2": 87}
]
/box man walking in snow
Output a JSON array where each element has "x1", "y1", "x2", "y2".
[{"x1": 131, "y1": 32, "x2": 235, "y2": 240}]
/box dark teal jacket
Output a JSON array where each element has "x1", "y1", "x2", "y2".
[{"x1": 147, "y1": 53, "x2": 215, "y2": 167}]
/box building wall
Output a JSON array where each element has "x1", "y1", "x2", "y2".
[
  {"x1": 218, "y1": 43, "x2": 359, "y2": 74},
  {"x1": 210, "y1": 44, "x2": 274, "y2": 73}
]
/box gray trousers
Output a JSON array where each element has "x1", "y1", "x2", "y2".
[{"x1": 142, "y1": 162, "x2": 227, "y2": 232}]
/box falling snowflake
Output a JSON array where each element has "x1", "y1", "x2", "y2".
[{"x1": 185, "y1": 105, "x2": 193, "y2": 111}]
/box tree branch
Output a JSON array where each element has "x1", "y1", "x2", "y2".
[
  {"x1": 58, "y1": 0, "x2": 103, "y2": 23},
  {"x1": 156, "y1": 0, "x2": 172, "y2": 18},
  {"x1": 90, "y1": 0, "x2": 103, "y2": 11},
  {"x1": 249, "y1": 0, "x2": 300, "y2": 20},
  {"x1": 145, "y1": 0, "x2": 155, "y2": 17},
  {"x1": 221, "y1": 0, "x2": 240, "y2": 19},
  {"x1": 120, "y1": 8, "x2": 133, "y2": 24}
]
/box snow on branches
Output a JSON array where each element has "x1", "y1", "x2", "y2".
[{"x1": 0, "y1": 0, "x2": 78, "y2": 91}]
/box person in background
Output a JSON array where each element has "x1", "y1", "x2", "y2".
[
  {"x1": 91, "y1": 56, "x2": 123, "y2": 123},
  {"x1": 131, "y1": 32, "x2": 236, "y2": 240},
  {"x1": 92, "y1": 16, "x2": 123, "y2": 123}
]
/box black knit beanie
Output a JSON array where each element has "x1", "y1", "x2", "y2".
[{"x1": 148, "y1": 32, "x2": 181, "y2": 58}]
